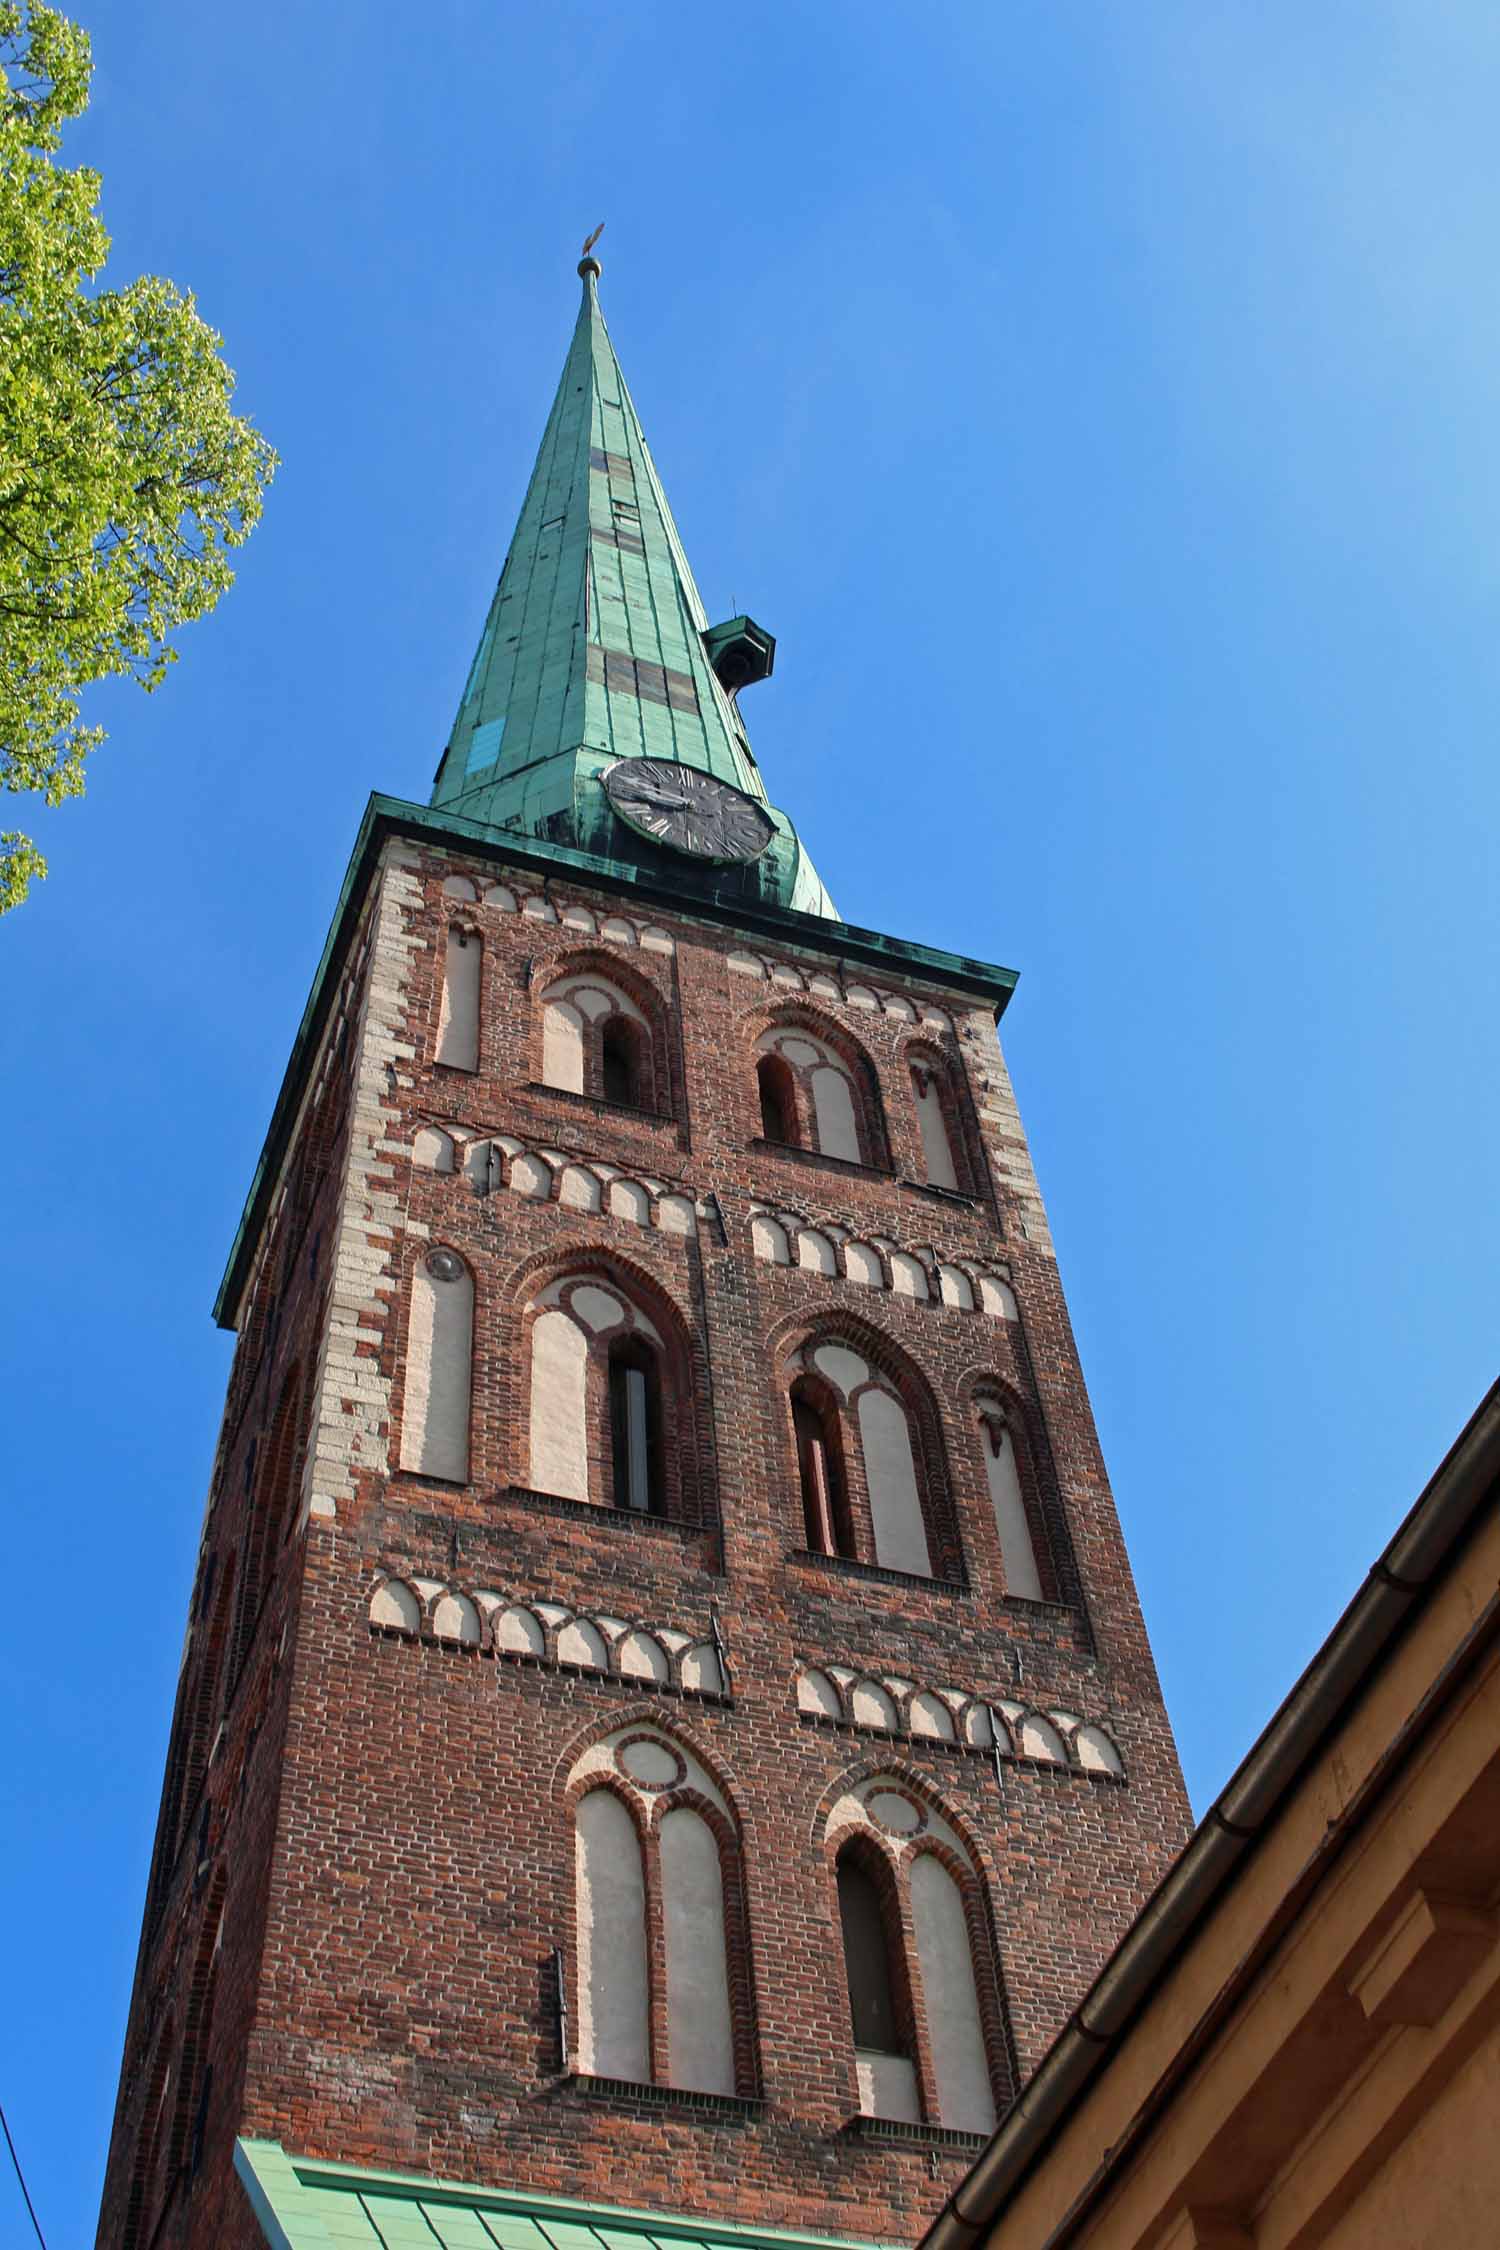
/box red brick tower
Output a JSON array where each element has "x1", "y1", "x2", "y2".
[{"x1": 95, "y1": 255, "x2": 1191, "y2": 2250}]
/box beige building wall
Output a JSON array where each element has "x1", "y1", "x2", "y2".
[{"x1": 923, "y1": 1385, "x2": 1500, "y2": 2250}]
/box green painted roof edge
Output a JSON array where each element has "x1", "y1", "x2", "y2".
[
  {"x1": 234, "y1": 2138, "x2": 894, "y2": 2250},
  {"x1": 211, "y1": 793, "x2": 1018, "y2": 1331}
]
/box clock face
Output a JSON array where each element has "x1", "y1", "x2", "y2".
[{"x1": 603, "y1": 759, "x2": 775, "y2": 864}]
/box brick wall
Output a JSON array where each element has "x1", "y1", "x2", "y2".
[{"x1": 96, "y1": 839, "x2": 1190, "y2": 2247}]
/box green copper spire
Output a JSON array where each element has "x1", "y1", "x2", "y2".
[{"x1": 431, "y1": 254, "x2": 836, "y2": 918}]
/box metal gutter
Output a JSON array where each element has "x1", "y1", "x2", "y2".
[
  {"x1": 920, "y1": 1377, "x2": 1500, "y2": 2250},
  {"x1": 212, "y1": 792, "x2": 1019, "y2": 1329}
]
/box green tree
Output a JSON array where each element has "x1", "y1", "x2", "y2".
[{"x1": 0, "y1": 2, "x2": 275, "y2": 911}]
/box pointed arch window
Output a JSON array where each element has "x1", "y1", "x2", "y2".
[
  {"x1": 837, "y1": 1850, "x2": 905, "y2": 2055},
  {"x1": 540, "y1": 968, "x2": 663, "y2": 1112},
  {"x1": 399, "y1": 1250, "x2": 473, "y2": 1484},
  {"x1": 754, "y1": 1025, "x2": 885, "y2": 1168},
  {"x1": 572, "y1": 1730, "x2": 753, "y2": 2097},
  {"x1": 784, "y1": 1338, "x2": 954, "y2": 1581},
  {"x1": 526, "y1": 1273, "x2": 704, "y2": 1524},
  {"x1": 601, "y1": 1014, "x2": 644, "y2": 1107},
  {"x1": 828, "y1": 1791, "x2": 1003, "y2": 2134}
]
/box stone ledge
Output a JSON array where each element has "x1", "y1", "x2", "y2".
[
  {"x1": 559, "y1": 2073, "x2": 765, "y2": 2122},
  {"x1": 787, "y1": 1548, "x2": 969, "y2": 1598},
  {"x1": 839, "y1": 2113, "x2": 990, "y2": 2152}
]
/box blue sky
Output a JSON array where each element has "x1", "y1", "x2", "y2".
[{"x1": 5, "y1": 2, "x2": 1499, "y2": 2238}]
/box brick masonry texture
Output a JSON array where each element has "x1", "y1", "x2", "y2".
[{"x1": 95, "y1": 839, "x2": 1192, "y2": 2249}]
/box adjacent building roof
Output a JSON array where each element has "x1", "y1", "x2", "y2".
[
  {"x1": 429, "y1": 257, "x2": 835, "y2": 917},
  {"x1": 235, "y1": 2139, "x2": 889, "y2": 2250}
]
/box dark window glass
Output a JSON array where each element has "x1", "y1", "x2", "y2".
[
  {"x1": 837, "y1": 1854, "x2": 903, "y2": 2053},
  {"x1": 601, "y1": 1016, "x2": 641, "y2": 1107},
  {"x1": 758, "y1": 1054, "x2": 798, "y2": 1145},
  {"x1": 793, "y1": 1383, "x2": 853, "y2": 1559},
  {"x1": 609, "y1": 1336, "x2": 663, "y2": 1513}
]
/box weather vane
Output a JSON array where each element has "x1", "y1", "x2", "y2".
[{"x1": 581, "y1": 223, "x2": 604, "y2": 258}]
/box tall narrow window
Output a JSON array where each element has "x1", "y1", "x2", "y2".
[
  {"x1": 758, "y1": 1053, "x2": 798, "y2": 1145},
  {"x1": 400, "y1": 1249, "x2": 473, "y2": 1481},
  {"x1": 858, "y1": 1385, "x2": 933, "y2": 1579},
  {"x1": 980, "y1": 1407, "x2": 1044, "y2": 1602},
  {"x1": 793, "y1": 1382, "x2": 851, "y2": 1558},
  {"x1": 436, "y1": 927, "x2": 480, "y2": 1070},
  {"x1": 910, "y1": 1854, "x2": 996, "y2": 2134},
  {"x1": 911, "y1": 1062, "x2": 961, "y2": 1191},
  {"x1": 837, "y1": 1848, "x2": 919, "y2": 2123},
  {"x1": 575, "y1": 1789, "x2": 650, "y2": 2080},
  {"x1": 601, "y1": 1015, "x2": 641, "y2": 1106},
  {"x1": 660, "y1": 1807, "x2": 735, "y2": 2094},
  {"x1": 609, "y1": 1336, "x2": 663, "y2": 1513}
]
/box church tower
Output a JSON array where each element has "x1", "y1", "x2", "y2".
[{"x1": 96, "y1": 255, "x2": 1190, "y2": 2250}]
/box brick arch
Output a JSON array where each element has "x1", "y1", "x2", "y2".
[
  {"x1": 808, "y1": 1755, "x2": 1003, "y2": 1887},
  {"x1": 562, "y1": 1723, "x2": 756, "y2": 2096},
  {"x1": 741, "y1": 999, "x2": 891, "y2": 1168},
  {"x1": 505, "y1": 1247, "x2": 717, "y2": 1527},
  {"x1": 957, "y1": 1364, "x2": 1077, "y2": 1609},
  {"x1": 534, "y1": 943, "x2": 677, "y2": 1116},
  {"x1": 552, "y1": 1700, "x2": 748, "y2": 1811},
  {"x1": 826, "y1": 1820, "x2": 923, "y2": 2119},
  {"x1": 899, "y1": 1032, "x2": 982, "y2": 1197},
  {"x1": 900, "y1": 1833, "x2": 1018, "y2": 2121},
  {"x1": 770, "y1": 1309, "x2": 964, "y2": 1582},
  {"x1": 817, "y1": 1768, "x2": 1016, "y2": 2129}
]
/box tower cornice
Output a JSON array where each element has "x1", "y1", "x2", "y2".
[{"x1": 211, "y1": 792, "x2": 1017, "y2": 1331}]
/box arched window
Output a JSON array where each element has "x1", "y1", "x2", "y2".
[
  {"x1": 757, "y1": 1052, "x2": 798, "y2": 1145},
  {"x1": 785, "y1": 1337, "x2": 950, "y2": 1580},
  {"x1": 909, "y1": 1054, "x2": 969, "y2": 1193},
  {"x1": 792, "y1": 1378, "x2": 853, "y2": 1558},
  {"x1": 609, "y1": 1334, "x2": 664, "y2": 1514},
  {"x1": 827, "y1": 1783, "x2": 1004, "y2": 2133},
  {"x1": 754, "y1": 1024, "x2": 883, "y2": 1167},
  {"x1": 573, "y1": 1728, "x2": 751, "y2": 2096},
  {"x1": 977, "y1": 1400, "x2": 1047, "y2": 1603},
  {"x1": 399, "y1": 1249, "x2": 473, "y2": 1482},
  {"x1": 540, "y1": 968, "x2": 661, "y2": 1111},
  {"x1": 837, "y1": 1845, "x2": 919, "y2": 2124},
  {"x1": 527, "y1": 1273, "x2": 700, "y2": 1521},
  {"x1": 436, "y1": 925, "x2": 481, "y2": 1070}
]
